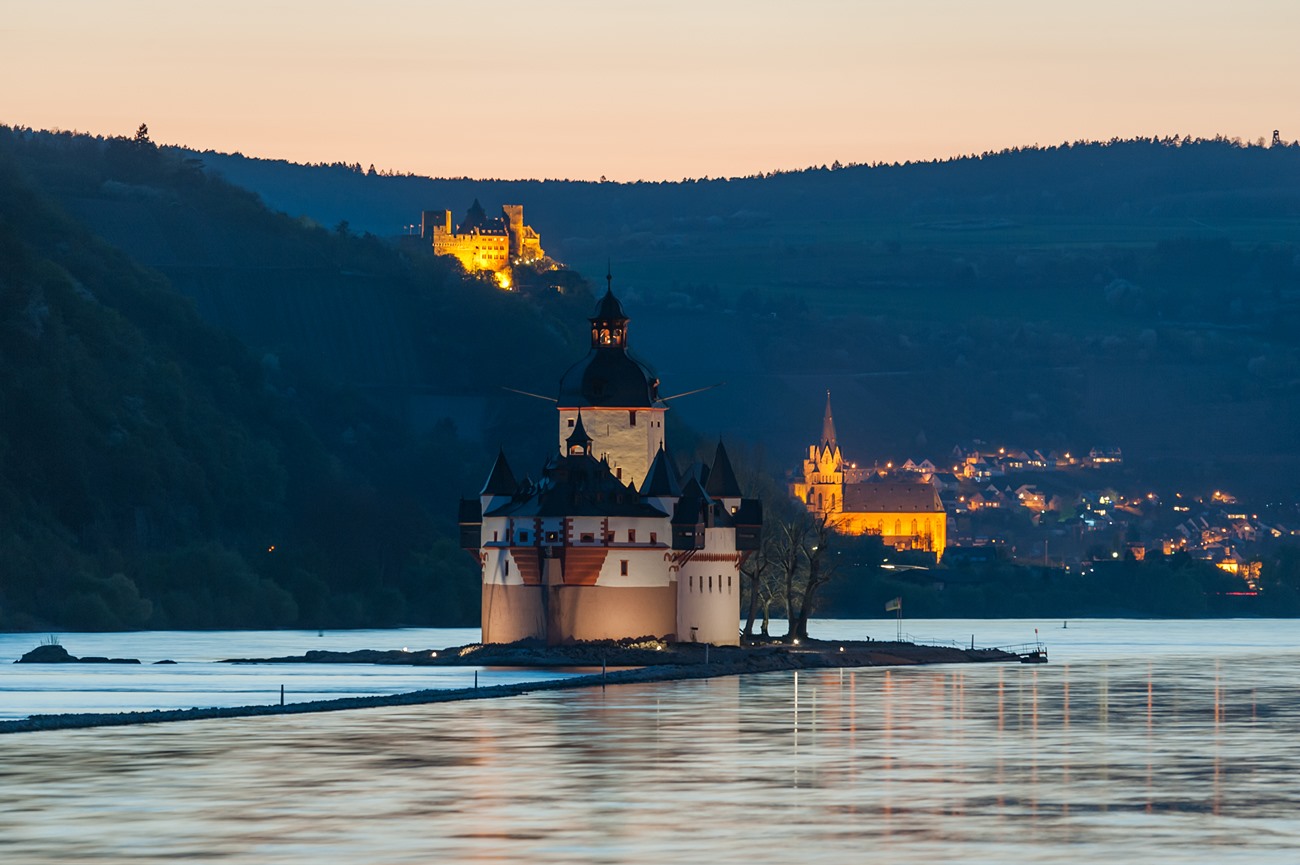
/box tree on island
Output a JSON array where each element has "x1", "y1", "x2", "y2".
[{"x1": 740, "y1": 511, "x2": 841, "y2": 641}]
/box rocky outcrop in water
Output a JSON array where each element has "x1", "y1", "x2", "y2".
[{"x1": 16, "y1": 644, "x2": 140, "y2": 664}]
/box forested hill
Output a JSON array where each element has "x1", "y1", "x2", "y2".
[
  {"x1": 187, "y1": 137, "x2": 1300, "y2": 500},
  {"x1": 0, "y1": 127, "x2": 595, "y2": 631},
  {"x1": 187, "y1": 135, "x2": 1300, "y2": 245}
]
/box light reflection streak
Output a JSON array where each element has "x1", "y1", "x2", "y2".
[{"x1": 3, "y1": 653, "x2": 1300, "y2": 863}]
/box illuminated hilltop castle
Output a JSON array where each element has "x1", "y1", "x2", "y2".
[
  {"x1": 459, "y1": 279, "x2": 761, "y2": 645},
  {"x1": 421, "y1": 199, "x2": 545, "y2": 285},
  {"x1": 792, "y1": 393, "x2": 947, "y2": 559}
]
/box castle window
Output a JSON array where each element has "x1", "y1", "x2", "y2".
[
  {"x1": 546, "y1": 531, "x2": 558, "y2": 542},
  {"x1": 606, "y1": 532, "x2": 615, "y2": 543},
  {"x1": 616, "y1": 468, "x2": 622, "y2": 480},
  {"x1": 628, "y1": 529, "x2": 636, "y2": 543},
  {"x1": 620, "y1": 559, "x2": 629, "y2": 576},
  {"x1": 689, "y1": 575, "x2": 693, "y2": 591},
  {"x1": 518, "y1": 531, "x2": 529, "y2": 543},
  {"x1": 728, "y1": 575, "x2": 733, "y2": 588},
  {"x1": 567, "y1": 418, "x2": 576, "y2": 428},
  {"x1": 629, "y1": 411, "x2": 637, "y2": 426},
  {"x1": 580, "y1": 532, "x2": 595, "y2": 543},
  {"x1": 649, "y1": 532, "x2": 657, "y2": 544},
  {"x1": 708, "y1": 575, "x2": 713, "y2": 592},
  {"x1": 504, "y1": 559, "x2": 510, "y2": 575},
  {"x1": 493, "y1": 531, "x2": 498, "y2": 542}
]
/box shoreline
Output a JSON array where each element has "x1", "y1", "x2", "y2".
[{"x1": 1, "y1": 640, "x2": 1018, "y2": 735}]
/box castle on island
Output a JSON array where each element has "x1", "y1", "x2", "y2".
[
  {"x1": 421, "y1": 200, "x2": 545, "y2": 287},
  {"x1": 459, "y1": 280, "x2": 761, "y2": 645},
  {"x1": 791, "y1": 393, "x2": 947, "y2": 559}
]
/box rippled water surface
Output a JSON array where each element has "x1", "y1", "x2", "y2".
[{"x1": 3, "y1": 620, "x2": 1300, "y2": 863}]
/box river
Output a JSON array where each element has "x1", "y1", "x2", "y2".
[{"x1": 2, "y1": 619, "x2": 1298, "y2": 862}]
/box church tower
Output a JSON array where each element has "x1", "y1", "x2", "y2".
[
  {"x1": 556, "y1": 274, "x2": 666, "y2": 488},
  {"x1": 793, "y1": 391, "x2": 845, "y2": 516}
]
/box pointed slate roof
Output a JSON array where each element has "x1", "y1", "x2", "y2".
[
  {"x1": 593, "y1": 283, "x2": 627, "y2": 323},
  {"x1": 484, "y1": 450, "x2": 667, "y2": 519},
  {"x1": 480, "y1": 449, "x2": 517, "y2": 497},
  {"x1": 821, "y1": 390, "x2": 837, "y2": 451},
  {"x1": 566, "y1": 413, "x2": 593, "y2": 453},
  {"x1": 640, "y1": 446, "x2": 683, "y2": 497},
  {"x1": 705, "y1": 439, "x2": 743, "y2": 498}
]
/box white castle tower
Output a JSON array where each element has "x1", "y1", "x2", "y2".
[
  {"x1": 555, "y1": 273, "x2": 665, "y2": 490},
  {"x1": 460, "y1": 281, "x2": 761, "y2": 646}
]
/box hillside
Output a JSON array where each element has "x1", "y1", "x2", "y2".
[
  {"x1": 0, "y1": 127, "x2": 597, "y2": 630},
  {"x1": 192, "y1": 139, "x2": 1300, "y2": 498}
]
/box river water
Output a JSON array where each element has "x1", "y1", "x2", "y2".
[{"x1": 2, "y1": 619, "x2": 1299, "y2": 862}]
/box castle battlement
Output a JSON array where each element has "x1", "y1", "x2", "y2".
[{"x1": 421, "y1": 199, "x2": 545, "y2": 286}]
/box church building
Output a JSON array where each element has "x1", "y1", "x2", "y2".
[
  {"x1": 791, "y1": 393, "x2": 947, "y2": 559},
  {"x1": 459, "y1": 280, "x2": 761, "y2": 645}
]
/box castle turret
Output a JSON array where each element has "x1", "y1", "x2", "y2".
[{"x1": 556, "y1": 274, "x2": 666, "y2": 488}]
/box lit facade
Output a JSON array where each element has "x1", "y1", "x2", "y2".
[
  {"x1": 791, "y1": 393, "x2": 947, "y2": 558},
  {"x1": 460, "y1": 283, "x2": 761, "y2": 645},
  {"x1": 422, "y1": 200, "x2": 545, "y2": 277}
]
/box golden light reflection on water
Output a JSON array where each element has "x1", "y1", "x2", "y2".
[{"x1": 3, "y1": 655, "x2": 1300, "y2": 863}]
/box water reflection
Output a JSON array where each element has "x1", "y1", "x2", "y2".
[{"x1": 4, "y1": 648, "x2": 1300, "y2": 863}]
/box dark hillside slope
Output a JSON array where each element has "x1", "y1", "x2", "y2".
[
  {"x1": 0, "y1": 129, "x2": 595, "y2": 630},
  {"x1": 191, "y1": 139, "x2": 1300, "y2": 498}
]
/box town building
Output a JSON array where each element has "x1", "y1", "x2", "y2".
[
  {"x1": 459, "y1": 280, "x2": 761, "y2": 646},
  {"x1": 421, "y1": 200, "x2": 545, "y2": 286},
  {"x1": 791, "y1": 393, "x2": 947, "y2": 558}
]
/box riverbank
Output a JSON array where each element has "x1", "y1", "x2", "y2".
[{"x1": 0, "y1": 639, "x2": 1016, "y2": 734}]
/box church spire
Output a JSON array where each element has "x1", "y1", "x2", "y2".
[{"x1": 821, "y1": 390, "x2": 837, "y2": 451}]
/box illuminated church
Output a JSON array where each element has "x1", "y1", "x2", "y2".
[
  {"x1": 791, "y1": 393, "x2": 947, "y2": 559},
  {"x1": 459, "y1": 280, "x2": 761, "y2": 645}
]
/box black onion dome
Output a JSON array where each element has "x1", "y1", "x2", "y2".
[
  {"x1": 558, "y1": 350, "x2": 660, "y2": 407},
  {"x1": 557, "y1": 285, "x2": 662, "y2": 408}
]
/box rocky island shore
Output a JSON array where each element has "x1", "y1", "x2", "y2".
[{"x1": 2, "y1": 638, "x2": 1020, "y2": 735}]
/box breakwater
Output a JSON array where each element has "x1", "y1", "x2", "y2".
[{"x1": 1, "y1": 640, "x2": 1016, "y2": 734}]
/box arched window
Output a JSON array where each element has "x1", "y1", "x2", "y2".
[
  {"x1": 911, "y1": 519, "x2": 918, "y2": 535},
  {"x1": 894, "y1": 519, "x2": 902, "y2": 536}
]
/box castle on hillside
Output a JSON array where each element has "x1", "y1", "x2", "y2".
[
  {"x1": 791, "y1": 393, "x2": 947, "y2": 559},
  {"x1": 421, "y1": 200, "x2": 544, "y2": 283},
  {"x1": 459, "y1": 279, "x2": 761, "y2": 646}
]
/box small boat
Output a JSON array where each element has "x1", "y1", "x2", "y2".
[{"x1": 1019, "y1": 648, "x2": 1048, "y2": 664}]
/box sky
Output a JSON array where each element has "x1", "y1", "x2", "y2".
[{"x1": 5, "y1": 0, "x2": 1300, "y2": 181}]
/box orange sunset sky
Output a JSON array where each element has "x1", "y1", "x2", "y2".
[{"x1": 5, "y1": 0, "x2": 1299, "y2": 181}]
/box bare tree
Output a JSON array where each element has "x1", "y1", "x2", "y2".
[
  {"x1": 776, "y1": 515, "x2": 812, "y2": 638},
  {"x1": 791, "y1": 512, "x2": 841, "y2": 639},
  {"x1": 740, "y1": 525, "x2": 776, "y2": 638}
]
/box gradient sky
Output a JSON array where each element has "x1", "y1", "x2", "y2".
[{"x1": 5, "y1": 0, "x2": 1299, "y2": 180}]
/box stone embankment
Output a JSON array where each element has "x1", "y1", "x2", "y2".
[{"x1": 1, "y1": 638, "x2": 1017, "y2": 735}]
